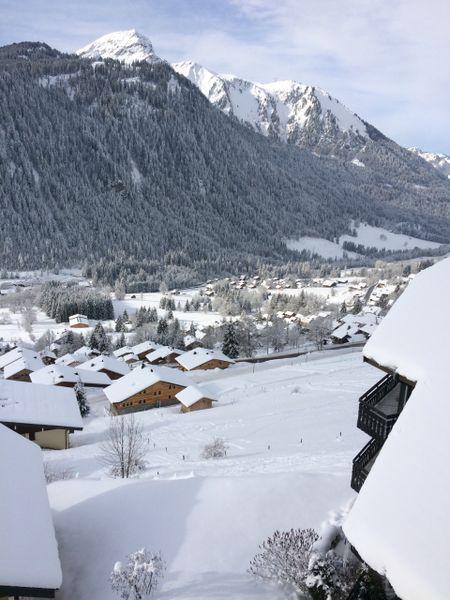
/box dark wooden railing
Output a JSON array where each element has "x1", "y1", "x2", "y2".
[
  {"x1": 359, "y1": 373, "x2": 397, "y2": 407},
  {"x1": 357, "y1": 374, "x2": 399, "y2": 440},
  {"x1": 351, "y1": 438, "x2": 380, "y2": 492}
]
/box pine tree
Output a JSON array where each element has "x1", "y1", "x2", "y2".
[
  {"x1": 115, "y1": 332, "x2": 126, "y2": 350},
  {"x1": 222, "y1": 322, "x2": 239, "y2": 358},
  {"x1": 352, "y1": 297, "x2": 363, "y2": 315},
  {"x1": 156, "y1": 318, "x2": 168, "y2": 344},
  {"x1": 74, "y1": 381, "x2": 90, "y2": 417},
  {"x1": 339, "y1": 302, "x2": 347, "y2": 318},
  {"x1": 90, "y1": 322, "x2": 110, "y2": 353},
  {"x1": 115, "y1": 315, "x2": 124, "y2": 333}
]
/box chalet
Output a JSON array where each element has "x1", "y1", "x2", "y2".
[
  {"x1": 145, "y1": 346, "x2": 183, "y2": 366},
  {"x1": 113, "y1": 345, "x2": 133, "y2": 359},
  {"x1": 40, "y1": 349, "x2": 57, "y2": 365},
  {"x1": 0, "y1": 424, "x2": 62, "y2": 598},
  {"x1": 0, "y1": 380, "x2": 83, "y2": 450},
  {"x1": 104, "y1": 365, "x2": 191, "y2": 414},
  {"x1": 131, "y1": 340, "x2": 159, "y2": 361},
  {"x1": 120, "y1": 352, "x2": 140, "y2": 366},
  {"x1": 322, "y1": 279, "x2": 337, "y2": 288},
  {"x1": 175, "y1": 385, "x2": 217, "y2": 413},
  {"x1": 2, "y1": 349, "x2": 44, "y2": 383},
  {"x1": 55, "y1": 352, "x2": 83, "y2": 367},
  {"x1": 80, "y1": 354, "x2": 130, "y2": 380},
  {"x1": 74, "y1": 345, "x2": 101, "y2": 360},
  {"x1": 69, "y1": 313, "x2": 89, "y2": 328},
  {"x1": 175, "y1": 348, "x2": 234, "y2": 371},
  {"x1": 343, "y1": 258, "x2": 450, "y2": 600},
  {"x1": 183, "y1": 334, "x2": 203, "y2": 351},
  {"x1": 30, "y1": 364, "x2": 111, "y2": 388},
  {"x1": 0, "y1": 346, "x2": 36, "y2": 371}
]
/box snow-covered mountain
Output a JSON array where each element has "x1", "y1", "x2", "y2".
[
  {"x1": 408, "y1": 147, "x2": 450, "y2": 179},
  {"x1": 172, "y1": 60, "x2": 368, "y2": 153},
  {"x1": 76, "y1": 29, "x2": 161, "y2": 65}
]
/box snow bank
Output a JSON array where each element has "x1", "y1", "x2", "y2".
[
  {"x1": 0, "y1": 424, "x2": 62, "y2": 590},
  {"x1": 49, "y1": 472, "x2": 350, "y2": 599}
]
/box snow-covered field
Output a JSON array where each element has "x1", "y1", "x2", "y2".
[
  {"x1": 46, "y1": 350, "x2": 378, "y2": 599},
  {"x1": 287, "y1": 223, "x2": 442, "y2": 259},
  {"x1": 114, "y1": 290, "x2": 223, "y2": 329}
]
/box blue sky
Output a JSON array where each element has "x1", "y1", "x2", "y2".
[{"x1": 1, "y1": 0, "x2": 449, "y2": 153}]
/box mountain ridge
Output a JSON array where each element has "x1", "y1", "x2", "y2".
[{"x1": 0, "y1": 37, "x2": 448, "y2": 279}]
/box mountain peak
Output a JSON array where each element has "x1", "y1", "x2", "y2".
[{"x1": 76, "y1": 29, "x2": 159, "y2": 64}]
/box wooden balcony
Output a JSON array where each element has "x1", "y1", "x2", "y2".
[
  {"x1": 351, "y1": 438, "x2": 381, "y2": 492},
  {"x1": 357, "y1": 374, "x2": 399, "y2": 440}
]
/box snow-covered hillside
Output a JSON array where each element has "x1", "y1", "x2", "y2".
[
  {"x1": 77, "y1": 29, "x2": 161, "y2": 64},
  {"x1": 172, "y1": 60, "x2": 368, "y2": 148},
  {"x1": 408, "y1": 147, "x2": 450, "y2": 178},
  {"x1": 45, "y1": 350, "x2": 377, "y2": 599}
]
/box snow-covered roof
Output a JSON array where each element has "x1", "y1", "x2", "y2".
[
  {"x1": 0, "y1": 379, "x2": 83, "y2": 429},
  {"x1": 175, "y1": 348, "x2": 234, "y2": 370},
  {"x1": 146, "y1": 346, "x2": 183, "y2": 363},
  {"x1": 113, "y1": 345, "x2": 133, "y2": 358},
  {"x1": 69, "y1": 314, "x2": 89, "y2": 325},
  {"x1": 104, "y1": 365, "x2": 191, "y2": 405},
  {"x1": 183, "y1": 334, "x2": 199, "y2": 347},
  {"x1": 40, "y1": 349, "x2": 57, "y2": 359},
  {"x1": 0, "y1": 424, "x2": 62, "y2": 590},
  {"x1": 175, "y1": 384, "x2": 217, "y2": 407},
  {"x1": 331, "y1": 323, "x2": 358, "y2": 340},
  {"x1": 340, "y1": 313, "x2": 377, "y2": 327},
  {"x1": 74, "y1": 345, "x2": 99, "y2": 357},
  {"x1": 30, "y1": 364, "x2": 111, "y2": 387},
  {"x1": 363, "y1": 258, "x2": 448, "y2": 383},
  {"x1": 4, "y1": 355, "x2": 44, "y2": 379},
  {"x1": 80, "y1": 354, "x2": 130, "y2": 376},
  {"x1": 0, "y1": 346, "x2": 41, "y2": 371},
  {"x1": 344, "y1": 258, "x2": 450, "y2": 600},
  {"x1": 121, "y1": 352, "x2": 139, "y2": 363},
  {"x1": 55, "y1": 352, "x2": 81, "y2": 366},
  {"x1": 131, "y1": 340, "x2": 159, "y2": 356}
]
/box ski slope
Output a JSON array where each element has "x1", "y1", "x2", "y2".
[{"x1": 46, "y1": 350, "x2": 379, "y2": 599}]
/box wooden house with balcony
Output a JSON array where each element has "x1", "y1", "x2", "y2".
[
  {"x1": 351, "y1": 368, "x2": 414, "y2": 492},
  {"x1": 344, "y1": 258, "x2": 450, "y2": 600},
  {"x1": 105, "y1": 365, "x2": 191, "y2": 415}
]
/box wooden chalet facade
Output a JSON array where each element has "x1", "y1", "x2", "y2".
[
  {"x1": 175, "y1": 348, "x2": 234, "y2": 371},
  {"x1": 351, "y1": 356, "x2": 415, "y2": 493},
  {"x1": 69, "y1": 314, "x2": 89, "y2": 328},
  {"x1": 105, "y1": 366, "x2": 191, "y2": 415},
  {"x1": 176, "y1": 385, "x2": 216, "y2": 413}
]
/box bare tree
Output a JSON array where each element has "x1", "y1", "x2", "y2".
[
  {"x1": 22, "y1": 304, "x2": 37, "y2": 338},
  {"x1": 201, "y1": 438, "x2": 228, "y2": 459},
  {"x1": 111, "y1": 548, "x2": 165, "y2": 599},
  {"x1": 248, "y1": 528, "x2": 319, "y2": 596},
  {"x1": 308, "y1": 317, "x2": 333, "y2": 351},
  {"x1": 99, "y1": 414, "x2": 148, "y2": 478}
]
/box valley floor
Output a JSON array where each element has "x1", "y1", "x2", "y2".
[{"x1": 46, "y1": 349, "x2": 378, "y2": 599}]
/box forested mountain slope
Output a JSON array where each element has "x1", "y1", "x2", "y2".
[{"x1": 0, "y1": 41, "x2": 449, "y2": 274}]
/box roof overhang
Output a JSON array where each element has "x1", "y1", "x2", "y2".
[
  {"x1": 0, "y1": 585, "x2": 56, "y2": 598},
  {"x1": 1, "y1": 421, "x2": 83, "y2": 433},
  {"x1": 363, "y1": 356, "x2": 416, "y2": 388}
]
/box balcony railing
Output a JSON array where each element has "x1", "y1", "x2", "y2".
[
  {"x1": 351, "y1": 438, "x2": 380, "y2": 492},
  {"x1": 357, "y1": 374, "x2": 399, "y2": 440}
]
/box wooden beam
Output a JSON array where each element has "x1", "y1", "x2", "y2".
[{"x1": 363, "y1": 356, "x2": 416, "y2": 388}]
